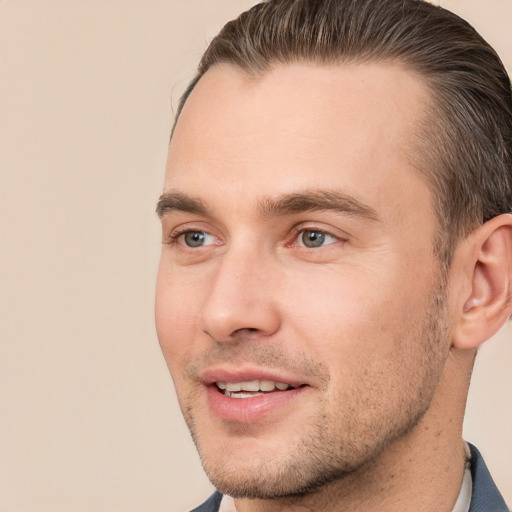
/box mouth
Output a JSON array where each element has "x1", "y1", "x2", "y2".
[
  {"x1": 200, "y1": 368, "x2": 311, "y2": 422},
  {"x1": 215, "y1": 380, "x2": 302, "y2": 398}
]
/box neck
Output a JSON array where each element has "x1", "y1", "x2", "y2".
[{"x1": 234, "y1": 349, "x2": 473, "y2": 512}]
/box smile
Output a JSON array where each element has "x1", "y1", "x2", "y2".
[{"x1": 215, "y1": 380, "x2": 299, "y2": 398}]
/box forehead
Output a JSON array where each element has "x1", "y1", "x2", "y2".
[{"x1": 165, "y1": 62, "x2": 431, "y2": 224}]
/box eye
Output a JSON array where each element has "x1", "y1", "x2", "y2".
[
  {"x1": 180, "y1": 231, "x2": 219, "y2": 247},
  {"x1": 295, "y1": 229, "x2": 338, "y2": 248}
]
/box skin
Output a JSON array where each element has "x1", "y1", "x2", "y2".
[{"x1": 156, "y1": 62, "x2": 486, "y2": 511}]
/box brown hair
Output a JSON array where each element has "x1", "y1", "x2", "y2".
[{"x1": 174, "y1": 0, "x2": 512, "y2": 266}]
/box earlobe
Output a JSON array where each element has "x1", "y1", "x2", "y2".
[{"x1": 452, "y1": 214, "x2": 512, "y2": 350}]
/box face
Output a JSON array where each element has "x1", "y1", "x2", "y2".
[{"x1": 156, "y1": 63, "x2": 452, "y2": 498}]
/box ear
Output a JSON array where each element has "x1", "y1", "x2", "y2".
[{"x1": 452, "y1": 213, "x2": 512, "y2": 350}]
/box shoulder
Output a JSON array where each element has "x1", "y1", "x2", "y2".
[
  {"x1": 189, "y1": 491, "x2": 223, "y2": 512},
  {"x1": 468, "y1": 443, "x2": 510, "y2": 512}
]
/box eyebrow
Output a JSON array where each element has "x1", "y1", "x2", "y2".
[
  {"x1": 156, "y1": 189, "x2": 379, "y2": 222},
  {"x1": 258, "y1": 190, "x2": 379, "y2": 221},
  {"x1": 156, "y1": 192, "x2": 209, "y2": 218}
]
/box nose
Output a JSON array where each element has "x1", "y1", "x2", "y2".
[{"x1": 197, "y1": 247, "x2": 282, "y2": 343}]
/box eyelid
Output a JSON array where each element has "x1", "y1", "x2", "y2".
[
  {"x1": 288, "y1": 223, "x2": 347, "y2": 247},
  {"x1": 163, "y1": 222, "x2": 221, "y2": 247},
  {"x1": 174, "y1": 231, "x2": 218, "y2": 247}
]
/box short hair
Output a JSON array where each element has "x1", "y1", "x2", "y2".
[{"x1": 173, "y1": 0, "x2": 512, "y2": 266}]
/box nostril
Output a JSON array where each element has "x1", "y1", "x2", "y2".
[
  {"x1": 197, "y1": 295, "x2": 281, "y2": 341},
  {"x1": 230, "y1": 327, "x2": 260, "y2": 336}
]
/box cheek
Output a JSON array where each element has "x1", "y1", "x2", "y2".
[
  {"x1": 281, "y1": 264, "x2": 433, "y2": 381},
  {"x1": 155, "y1": 267, "x2": 200, "y2": 375},
  {"x1": 283, "y1": 265, "x2": 405, "y2": 340}
]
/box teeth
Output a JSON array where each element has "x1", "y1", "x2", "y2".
[
  {"x1": 228, "y1": 392, "x2": 265, "y2": 399},
  {"x1": 240, "y1": 380, "x2": 260, "y2": 391},
  {"x1": 260, "y1": 380, "x2": 275, "y2": 392},
  {"x1": 215, "y1": 380, "x2": 294, "y2": 393}
]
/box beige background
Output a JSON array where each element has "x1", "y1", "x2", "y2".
[{"x1": 1, "y1": 1, "x2": 510, "y2": 511}]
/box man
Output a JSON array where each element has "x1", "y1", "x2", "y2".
[{"x1": 155, "y1": 0, "x2": 512, "y2": 510}]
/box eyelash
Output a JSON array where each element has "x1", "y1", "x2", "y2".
[
  {"x1": 165, "y1": 227, "x2": 208, "y2": 245},
  {"x1": 289, "y1": 225, "x2": 342, "y2": 247},
  {"x1": 163, "y1": 224, "x2": 345, "y2": 249}
]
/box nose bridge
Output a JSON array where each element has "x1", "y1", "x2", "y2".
[{"x1": 197, "y1": 239, "x2": 280, "y2": 342}]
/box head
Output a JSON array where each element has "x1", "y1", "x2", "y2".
[{"x1": 156, "y1": 0, "x2": 512, "y2": 504}]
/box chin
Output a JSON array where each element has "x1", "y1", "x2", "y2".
[
  {"x1": 202, "y1": 448, "x2": 360, "y2": 500},
  {"x1": 194, "y1": 426, "x2": 377, "y2": 500}
]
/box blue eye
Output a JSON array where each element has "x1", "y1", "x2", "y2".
[
  {"x1": 297, "y1": 230, "x2": 337, "y2": 248},
  {"x1": 182, "y1": 231, "x2": 218, "y2": 247}
]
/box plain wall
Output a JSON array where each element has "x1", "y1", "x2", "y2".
[{"x1": 1, "y1": 1, "x2": 510, "y2": 511}]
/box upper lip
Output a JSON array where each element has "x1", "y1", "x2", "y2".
[{"x1": 199, "y1": 366, "x2": 310, "y2": 388}]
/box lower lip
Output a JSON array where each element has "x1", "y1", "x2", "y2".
[{"x1": 206, "y1": 385, "x2": 307, "y2": 423}]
